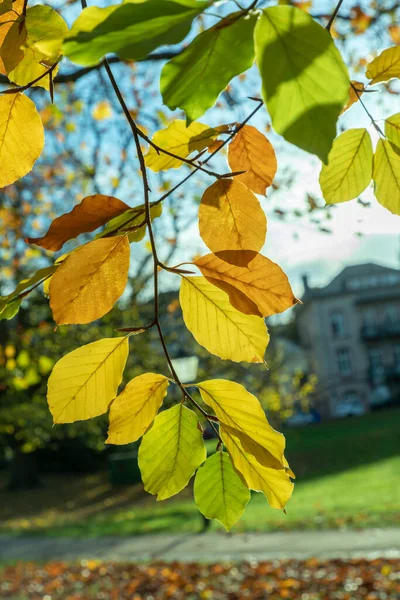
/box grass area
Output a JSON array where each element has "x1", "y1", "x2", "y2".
[{"x1": 0, "y1": 408, "x2": 399, "y2": 536}]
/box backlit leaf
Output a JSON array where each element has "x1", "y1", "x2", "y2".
[
  {"x1": 63, "y1": 0, "x2": 209, "y2": 67},
  {"x1": 319, "y1": 128, "x2": 373, "y2": 205},
  {"x1": 161, "y1": 12, "x2": 255, "y2": 124},
  {"x1": 228, "y1": 125, "x2": 277, "y2": 195},
  {"x1": 0, "y1": 266, "x2": 57, "y2": 320},
  {"x1": 373, "y1": 139, "x2": 400, "y2": 215},
  {"x1": 138, "y1": 404, "x2": 206, "y2": 500},
  {"x1": 24, "y1": 5, "x2": 68, "y2": 61},
  {"x1": 49, "y1": 236, "x2": 130, "y2": 325},
  {"x1": 26, "y1": 195, "x2": 130, "y2": 251},
  {"x1": 0, "y1": 18, "x2": 26, "y2": 74},
  {"x1": 107, "y1": 373, "x2": 169, "y2": 445},
  {"x1": 197, "y1": 379, "x2": 286, "y2": 469},
  {"x1": 47, "y1": 337, "x2": 129, "y2": 424},
  {"x1": 340, "y1": 81, "x2": 364, "y2": 115},
  {"x1": 199, "y1": 180, "x2": 266, "y2": 254},
  {"x1": 194, "y1": 251, "x2": 298, "y2": 317},
  {"x1": 145, "y1": 120, "x2": 218, "y2": 171},
  {"x1": 0, "y1": 93, "x2": 44, "y2": 188},
  {"x1": 179, "y1": 276, "x2": 269, "y2": 363},
  {"x1": 385, "y1": 113, "x2": 400, "y2": 149},
  {"x1": 254, "y1": 6, "x2": 349, "y2": 162},
  {"x1": 98, "y1": 201, "x2": 162, "y2": 242},
  {"x1": 0, "y1": 0, "x2": 23, "y2": 74},
  {"x1": 194, "y1": 451, "x2": 250, "y2": 530},
  {"x1": 221, "y1": 427, "x2": 294, "y2": 510},
  {"x1": 366, "y1": 46, "x2": 400, "y2": 85},
  {"x1": 7, "y1": 48, "x2": 58, "y2": 92}
]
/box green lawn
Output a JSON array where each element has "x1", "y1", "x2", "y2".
[{"x1": 1, "y1": 408, "x2": 399, "y2": 536}]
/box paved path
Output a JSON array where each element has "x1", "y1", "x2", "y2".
[{"x1": 1, "y1": 529, "x2": 399, "y2": 562}]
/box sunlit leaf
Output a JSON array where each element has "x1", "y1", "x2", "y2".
[
  {"x1": 145, "y1": 120, "x2": 218, "y2": 171},
  {"x1": 0, "y1": 266, "x2": 57, "y2": 320},
  {"x1": 63, "y1": 0, "x2": 209, "y2": 67},
  {"x1": 373, "y1": 139, "x2": 400, "y2": 215},
  {"x1": 26, "y1": 195, "x2": 130, "y2": 251},
  {"x1": 97, "y1": 201, "x2": 162, "y2": 242},
  {"x1": 24, "y1": 5, "x2": 68, "y2": 61},
  {"x1": 47, "y1": 337, "x2": 129, "y2": 423},
  {"x1": 197, "y1": 379, "x2": 286, "y2": 469},
  {"x1": 254, "y1": 5, "x2": 349, "y2": 162},
  {"x1": 107, "y1": 373, "x2": 169, "y2": 445},
  {"x1": 194, "y1": 251, "x2": 298, "y2": 317},
  {"x1": 340, "y1": 81, "x2": 364, "y2": 115},
  {"x1": 366, "y1": 46, "x2": 400, "y2": 85},
  {"x1": 319, "y1": 128, "x2": 373, "y2": 205},
  {"x1": 199, "y1": 180, "x2": 266, "y2": 254},
  {"x1": 179, "y1": 276, "x2": 269, "y2": 363},
  {"x1": 194, "y1": 451, "x2": 250, "y2": 530},
  {"x1": 0, "y1": 93, "x2": 44, "y2": 188},
  {"x1": 49, "y1": 236, "x2": 130, "y2": 325},
  {"x1": 385, "y1": 112, "x2": 400, "y2": 149},
  {"x1": 228, "y1": 125, "x2": 277, "y2": 195},
  {"x1": 161, "y1": 12, "x2": 255, "y2": 123},
  {"x1": 0, "y1": 0, "x2": 23, "y2": 74},
  {"x1": 138, "y1": 403, "x2": 206, "y2": 500},
  {"x1": 221, "y1": 426, "x2": 294, "y2": 509}
]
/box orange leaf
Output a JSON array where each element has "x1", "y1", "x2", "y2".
[
  {"x1": 228, "y1": 125, "x2": 277, "y2": 195},
  {"x1": 199, "y1": 180, "x2": 266, "y2": 254},
  {"x1": 49, "y1": 236, "x2": 130, "y2": 325},
  {"x1": 194, "y1": 251, "x2": 299, "y2": 317},
  {"x1": 0, "y1": 0, "x2": 24, "y2": 75},
  {"x1": 26, "y1": 195, "x2": 130, "y2": 251},
  {"x1": 340, "y1": 81, "x2": 364, "y2": 115}
]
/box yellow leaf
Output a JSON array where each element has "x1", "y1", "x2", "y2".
[
  {"x1": 24, "y1": 5, "x2": 68, "y2": 62},
  {"x1": 199, "y1": 179, "x2": 267, "y2": 254},
  {"x1": 179, "y1": 276, "x2": 269, "y2": 363},
  {"x1": 221, "y1": 427, "x2": 293, "y2": 510},
  {"x1": 389, "y1": 24, "x2": 400, "y2": 45},
  {"x1": 106, "y1": 373, "x2": 169, "y2": 445},
  {"x1": 194, "y1": 251, "x2": 299, "y2": 317},
  {"x1": 92, "y1": 101, "x2": 112, "y2": 121},
  {"x1": 194, "y1": 451, "x2": 250, "y2": 531},
  {"x1": 145, "y1": 120, "x2": 218, "y2": 171},
  {"x1": 0, "y1": 93, "x2": 44, "y2": 188},
  {"x1": 228, "y1": 125, "x2": 277, "y2": 195},
  {"x1": 366, "y1": 46, "x2": 400, "y2": 85},
  {"x1": 26, "y1": 195, "x2": 130, "y2": 251},
  {"x1": 47, "y1": 337, "x2": 129, "y2": 424},
  {"x1": 138, "y1": 404, "x2": 206, "y2": 500},
  {"x1": 373, "y1": 139, "x2": 400, "y2": 215},
  {"x1": 340, "y1": 81, "x2": 364, "y2": 115},
  {"x1": 197, "y1": 379, "x2": 286, "y2": 469},
  {"x1": 49, "y1": 236, "x2": 130, "y2": 325},
  {"x1": 0, "y1": 18, "x2": 26, "y2": 74},
  {"x1": 0, "y1": 0, "x2": 23, "y2": 75},
  {"x1": 319, "y1": 128, "x2": 373, "y2": 204},
  {"x1": 385, "y1": 112, "x2": 400, "y2": 149}
]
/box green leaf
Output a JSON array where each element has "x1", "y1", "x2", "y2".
[
  {"x1": 366, "y1": 46, "x2": 400, "y2": 85},
  {"x1": 24, "y1": 5, "x2": 69, "y2": 61},
  {"x1": 97, "y1": 201, "x2": 162, "y2": 242},
  {"x1": 385, "y1": 113, "x2": 400, "y2": 149},
  {"x1": 194, "y1": 451, "x2": 250, "y2": 530},
  {"x1": 319, "y1": 128, "x2": 373, "y2": 204},
  {"x1": 373, "y1": 139, "x2": 400, "y2": 215},
  {"x1": 138, "y1": 404, "x2": 206, "y2": 500},
  {"x1": 161, "y1": 12, "x2": 255, "y2": 123},
  {"x1": 63, "y1": 0, "x2": 209, "y2": 67},
  {"x1": 254, "y1": 6, "x2": 349, "y2": 162},
  {"x1": 0, "y1": 266, "x2": 57, "y2": 320}
]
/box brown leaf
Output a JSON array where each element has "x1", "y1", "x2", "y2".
[
  {"x1": 228, "y1": 125, "x2": 277, "y2": 195},
  {"x1": 26, "y1": 195, "x2": 130, "y2": 251},
  {"x1": 340, "y1": 81, "x2": 364, "y2": 115},
  {"x1": 194, "y1": 251, "x2": 299, "y2": 317},
  {"x1": 199, "y1": 180, "x2": 267, "y2": 254}
]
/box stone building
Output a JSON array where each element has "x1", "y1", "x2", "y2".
[{"x1": 296, "y1": 263, "x2": 400, "y2": 418}]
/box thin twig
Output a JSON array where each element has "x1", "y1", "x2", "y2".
[
  {"x1": 326, "y1": 0, "x2": 345, "y2": 31},
  {"x1": 0, "y1": 61, "x2": 59, "y2": 94}
]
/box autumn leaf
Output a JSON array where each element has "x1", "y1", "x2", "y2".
[
  {"x1": 199, "y1": 180, "x2": 267, "y2": 254},
  {"x1": 0, "y1": 94, "x2": 44, "y2": 188},
  {"x1": 92, "y1": 101, "x2": 112, "y2": 121},
  {"x1": 194, "y1": 251, "x2": 299, "y2": 317},
  {"x1": 107, "y1": 373, "x2": 169, "y2": 445},
  {"x1": 366, "y1": 46, "x2": 400, "y2": 85},
  {"x1": 0, "y1": 0, "x2": 23, "y2": 74},
  {"x1": 319, "y1": 129, "x2": 373, "y2": 205},
  {"x1": 49, "y1": 236, "x2": 130, "y2": 325},
  {"x1": 373, "y1": 139, "x2": 400, "y2": 215},
  {"x1": 138, "y1": 404, "x2": 206, "y2": 501},
  {"x1": 145, "y1": 120, "x2": 218, "y2": 171},
  {"x1": 197, "y1": 379, "x2": 286, "y2": 469},
  {"x1": 179, "y1": 276, "x2": 269, "y2": 363},
  {"x1": 47, "y1": 337, "x2": 129, "y2": 423},
  {"x1": 194, "y1": 451, "x2": 250, "y2": 530},
  {"x1": 340, "y1": 81, "x2": 364, "y2": 115},
  {"x1": 385, "y1": 113, "x2": 400, "y2": 150},
  {"x1": 221, "y1": 427, "x2": 294, "y2": 510},
  {"x1": 98, "y1": 202, "x2": 162, "y2": 243},
  {"x1": 228, "y1": 125, "x2": 277, "y2": 195},
  {"x1": 26, "y1": 195, "x2": 130, "y2": 251}
]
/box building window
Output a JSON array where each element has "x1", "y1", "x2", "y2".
[
  {"x1": 337, "y1": 348, "x2": 353, "y2": 376},
  {"x1": 368, "y1": 348, "x2": 383, "y2": 369},
  {"x1": 363, "y1": 309, "x2": 376, "y2": 327},
  {"x1": 386, "y1": 305, "x2": 400, "y2": 324},
  {"x1": 330, "y1": 311, "x2": 346, "y2": 337}
]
